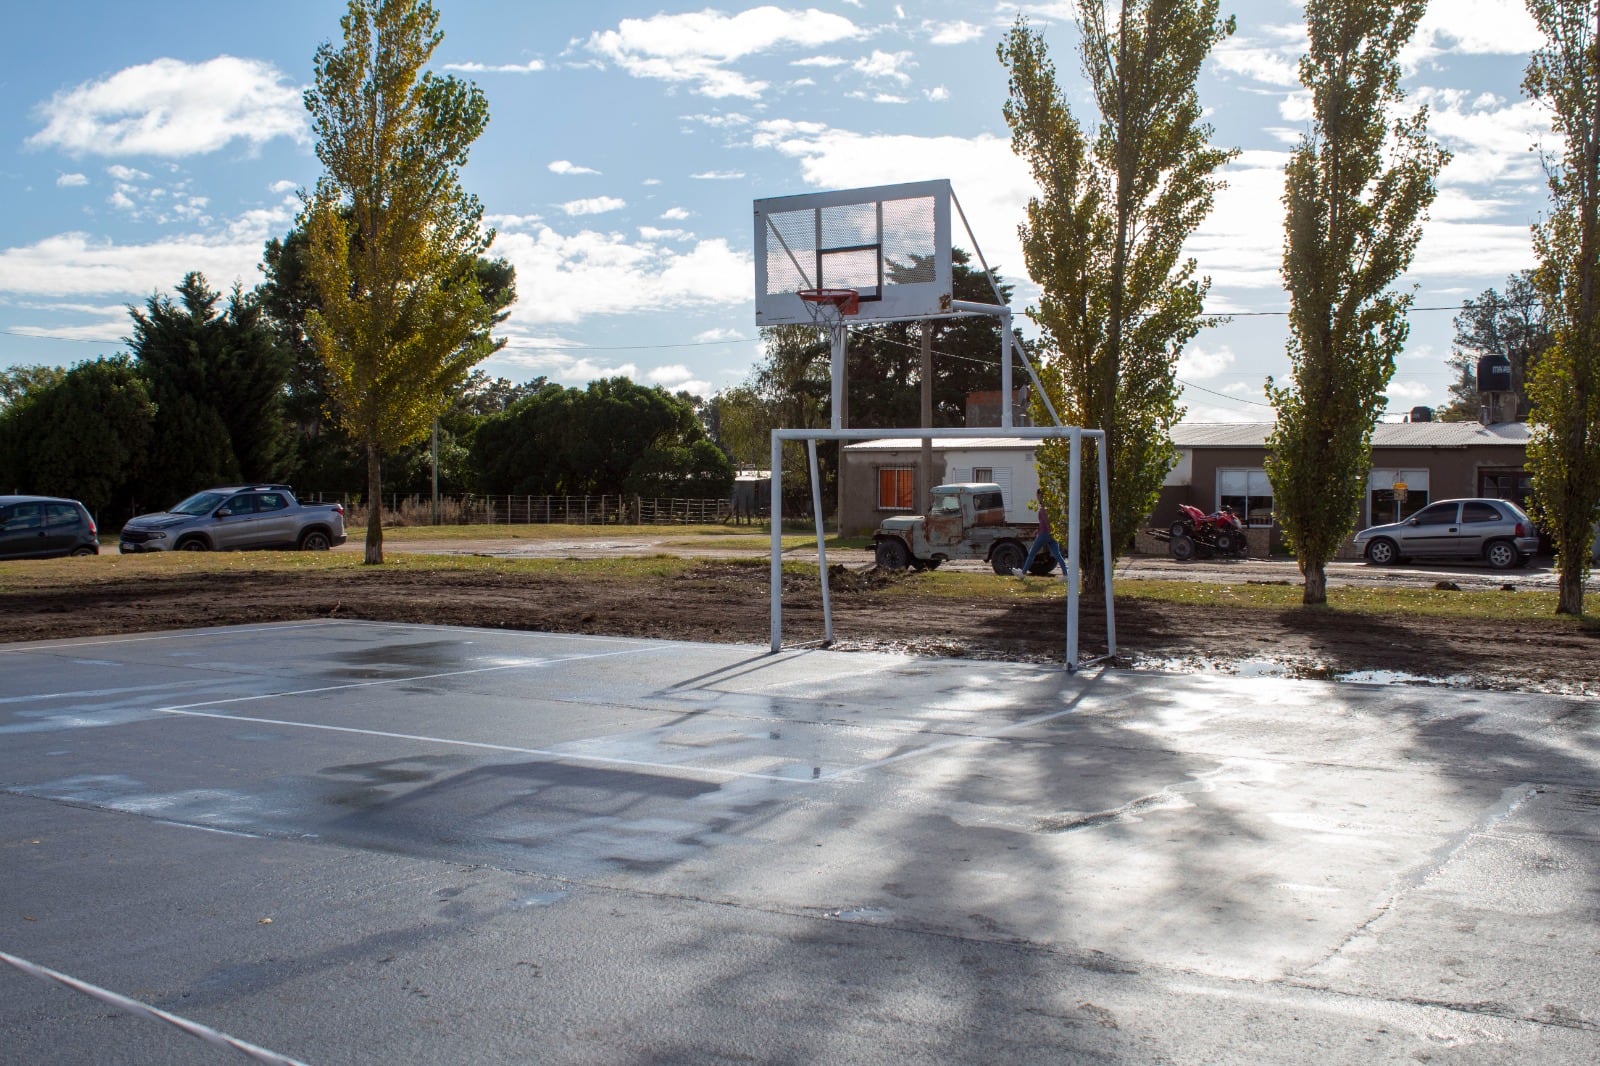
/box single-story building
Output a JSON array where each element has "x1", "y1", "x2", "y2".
[{"x1": 841, "y1": 421, "x2": 1534, "y2": 554}]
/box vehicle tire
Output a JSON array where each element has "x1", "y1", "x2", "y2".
[
  {"x1": 1028, "y1": 556, "x2": 1056, "y2": 576},
  {"x1": 1170, "y1": 534, "x2": 1196, "y2": 561},
  {"x1": 1484, "y1": 539, "x2": 1519, "y2": 570},
  {"x1": 177, "y1": 537, "x2": 208, "y2": 552},
  {"x1": 298, "y1": 529, "x2": 332, "y2": 551},
  {"x1": 1213, "y1": 531, "x2": 1236, "y2": 554},
  {"x1": 990, "y1": 541, "x2": 1024, "y2": 576},
  {"x1": 1169, "y1": 521, "x2": 1189, "y2": 539},
  {"x1": 874, "y1": 538, "x2": 910, "y2": 571},
  {"x1": 69, "y1": 546, "x2": 97, "y2": 557},
  {"x1": 1365, "y1": 538, "x2": 1398, "y2": 566},
  {"x1": 922, "y1": 557, "x2": 943, "y2": 571}
]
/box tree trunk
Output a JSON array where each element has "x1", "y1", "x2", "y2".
[
  {"x1": 364, "y1": 442, "x2": 384, "y2": 565},
  {"x1": 1300, "y1": 557, "x2": 1327, "y2": 605},
  {"x1": 1557, "y1": 564, "x2": 1584, "y2": 615}
]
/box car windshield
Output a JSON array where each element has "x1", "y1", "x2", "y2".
[{"x1": 169, "y1": 492, "x2": 228, "y2": 516}]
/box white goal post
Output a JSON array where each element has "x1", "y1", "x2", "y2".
[{"x1": 769, "y1": 424, "x2": 1116, "y2": 671}]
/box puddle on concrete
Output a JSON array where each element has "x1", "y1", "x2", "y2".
[
  {"x1": 1135, "y1": 655, "x2": 1475, "y2": 689},
  {"x1": 826, "y1": 907, "x2": 893, "y2": 924}
]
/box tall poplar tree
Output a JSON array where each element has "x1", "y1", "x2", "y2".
[
  {"x1": 1265, "y1": 0, "x2": 1448, "y2": 605},
  {"x1": 999, "y1": 4, "x2": 1236, "y2": 591},
  {"x1": 301, "y1": 0, "x2": 502, "y2": 563},
  {"x1": 1523, "y1": 0, "x2": 1600, "y2": 615}
]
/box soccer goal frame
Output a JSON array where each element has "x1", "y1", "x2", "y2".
[{"x1": 769, "y1": 424, "x2": 1116, "y2": 672}]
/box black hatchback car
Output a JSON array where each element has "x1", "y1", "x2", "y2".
[{"x1": 0, "y1": 495, "x2": 100, "y2": 560}]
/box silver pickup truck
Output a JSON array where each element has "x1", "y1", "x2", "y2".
[{"x1": 119, "y1": 485, "x2": 347, "y2": 553}]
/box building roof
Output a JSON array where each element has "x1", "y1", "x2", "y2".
[
  {"x1": 1171, "y1": 421, "x2": 1530, "y2": 448},
  {"x1": 844, "y1": 422, "x2": 1531, "y2": 451}
]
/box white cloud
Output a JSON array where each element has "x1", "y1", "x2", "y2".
[
  {"x1": 107, "y1": 165, "x2": 150, "y2": 182},
  {"x1": 560, "y1": 196, "x2": 627, "y2": 216},
  {"x1": 1178, "y1": 345, "x2": 1237, "y2": 381},
  {"x1": 660, "y1": 207, "x2": 691, "y2": 220},
  {"x1": 639, "y1": 226, "x2": 689, "y2": 240},
  {"x1": 549, "y1": 160, "x2": 600, "y2": 176},
  {"x1": 488, "y1": 225, "x2": 750, "y2": 327},
  {"x1": 927, "y1": 21, "x2": 985, "y2": 46},
  {"x1": 56, "y1": 173, "x2": 88, "y2": 187},
  {"x1": 871, "y1": 93, "x2": 909, "y2": 105},
  {"x1": 268, "y1": 179, "x2": 297, "y2": 194},
  {"x1": 791, "y1": 55, "x2": 847, "y2": 68},
  {"x1": 441, "y1": 59, "x2": 545, "y2": 73},
  {"x1": 694, "y1": 327, "x2": 745, "y2": 342},
  {"x1": 28, "y1": 56, "x2": 306, "y2": 157},
  {"x1": 691, "y1": 170, "x2": 745, "y2": 180},
  {"x1": 925, "y1": 86, "x2": 951, "y2": 102},
  {"x1": 1404, "y1": 0, "x2": 1544, "y2": 67},
  {"x1": 854, "y1": 50, "x2": 914, "y2": 85},
  {"x1": 586, "y1": 6, "x2": 861, "y2": 99},
  {"x1": 500, "y1": 346, "x2": 640, "y2": 385},
  {"x1": 1418, "y1": 88, "x2": 1549, "y2": 187},
  {"x1": 0, "y1": 199, "x2": 296, "y2": 299}
]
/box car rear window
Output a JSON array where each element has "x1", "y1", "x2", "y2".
[
  {"x1": 1461, "y1": 501, "x2": 1502, "y2": 523},
  {"x1": 43, "y1": 503, "x2": 81, "y2": 528}
]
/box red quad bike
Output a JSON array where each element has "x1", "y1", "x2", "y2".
[{"x1": 1168, "y1": 504, "x2": 1249, "y2": 561}]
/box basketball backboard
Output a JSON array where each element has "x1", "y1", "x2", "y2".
[{"x1": 753, "y1": 179, "x2": 953, "y2": 327}]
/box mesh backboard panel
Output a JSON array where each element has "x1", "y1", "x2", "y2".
[{"x1": 755, "y1": 180, "x2": 952, "y2": 326}]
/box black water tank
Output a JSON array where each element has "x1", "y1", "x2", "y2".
[
  {"x1": 1477, "y1": 354, "x2": 1513, "y2": 392},
  {"x1": 1410, "y1": 406, "x2": 1433, "y2": 422}
]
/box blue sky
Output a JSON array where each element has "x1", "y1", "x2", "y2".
[{"x1": 0, "y1": 1, "x2": 1555, "y2": 422}]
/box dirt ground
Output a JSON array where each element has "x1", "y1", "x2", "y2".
[{"x1": 4, "y1": 559, "x2": 1598, "y2": 695}]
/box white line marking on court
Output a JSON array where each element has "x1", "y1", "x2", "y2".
[
  {"x1": 0, "y1": 679, "x2": 219, "y2": 705},
  {"x1": 0, "y1": 619, "x2": 351, "y2": 655},
  {"x1": 151, "y1": 644, "x2": 662, "y2": 713},
  {"x1": 155, "y1": 707, "x2": 805, "y2": 783},
  {"x1": 817, "y1": 702, "x2": 1087, "y2": 780},
  {"x1": 0, "y1": 950, "x2": 309, "y2": 1066}
]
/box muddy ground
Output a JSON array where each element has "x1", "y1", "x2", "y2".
[{"x1": 4, "y1": 560, "x2": 1597, "y2": 694}]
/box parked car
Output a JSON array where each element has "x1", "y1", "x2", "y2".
[
  {"x1": 0, "y1": 495, "x2": 100, "y2": 560},
  {"x1": 119, "y1": 485, "x2": 346, "y2": 553},
  {"x1": 1354, "y1": 497, "x2": 1539, "y2": 570}
]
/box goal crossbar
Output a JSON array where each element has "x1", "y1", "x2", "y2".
[{"x1": 769, "y1": 425, "x2": 1116, "y2": 671}]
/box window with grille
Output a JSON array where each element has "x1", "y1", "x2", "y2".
[{"x1": 878, "y1": 467, "x2": 915, "y2": 510}]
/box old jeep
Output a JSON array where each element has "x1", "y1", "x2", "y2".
[{"x1": 871, "y1": 482, "x2": 1044, "y2": 575}]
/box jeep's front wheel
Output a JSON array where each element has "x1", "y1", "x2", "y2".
[
  {"x1": 990, "y1": 541, "x2": 1024, "y2": 576},
  {"x1": 874, "y1": 538, "x2": 910, "y2": 571}
]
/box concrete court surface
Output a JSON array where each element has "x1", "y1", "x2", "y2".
[{"x1": 0, "y1": 620, "x2": 1596, "y2": 1065}]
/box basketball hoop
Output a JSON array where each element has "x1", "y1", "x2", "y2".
[{"x1": 797, "y1": 287, "x2": 859, "y2": 328}]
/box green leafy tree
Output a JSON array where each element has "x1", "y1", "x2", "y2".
[
  {"x1": 1436, "y1": 271, "x2": 1549, "y2": 422},
  {"x1": 1523, "y1": 0, "x2": 1600, "y2": 615},
  {"x1": 469, "y1": 378, "x2": 721, "y2": 498},
  {"x1": 259, "y1": 224, "x2": 517, "y2": 494},
  {"x1": 0, "y1": 365, "x2": 67, "y2": 409},
  {"x1": 300, "y1": 0, "x2": 505, "y2": 562},
  {"x1": 1265, "y1": 0, "x2": 1448, "y2": 605},
  {"x1": 128, "y1": 272, "x2": 292, "y2": 507},
  {"x1": 999, "y1": 5, "x2": 1237, "y2": 591},
  {"x1": 0, "y1": 357, "x2": 155, "y2": 518}
]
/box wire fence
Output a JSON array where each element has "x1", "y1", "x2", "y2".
[{"x1": 299, "y1": 492, "x2": 741, "y2": 528}]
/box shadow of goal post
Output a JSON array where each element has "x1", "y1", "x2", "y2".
[{"x1": 769, "y1": 425, "x2": 1116, "y2": 672}]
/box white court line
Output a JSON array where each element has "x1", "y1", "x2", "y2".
[
  {"x1": 818, "y1": 702, "x2": 1088, "y2": 780},
  {"x1": 0, "y1": 950, "x2": 309, "y2": 1066},
  {"x1": 0, "y1": 679, "x2": 220, "y2": 706},
  {"x1": 0, "y1": 619, "x2": 351, "y2": 655},
  {"x1": 156, "y1": 706, "x2": 805, "y2": 784}
]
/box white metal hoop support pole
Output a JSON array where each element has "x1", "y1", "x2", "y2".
[
  {"x1": 829, "y1": 322, "x2": 847, "y2": 431},
  {"x1": 1066, "y1": 429, "x2": 1082, "y2": 670},
  {"x1": 770, "y1": 430, "x2": 784, "y2": 652},
  {"x1": 1000, "y1": 308, "x2": 1013, "y2": 429},
  {"x1": 808, "y1": 438, "x2": 833, "y2": 645},
  {"x1": 1097, "y1": 432, "x2": 1117, "y2": 658}
]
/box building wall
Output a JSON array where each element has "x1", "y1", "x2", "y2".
[{"x1": 845, "y1": 439, "x2": 1530, "y2": 550}]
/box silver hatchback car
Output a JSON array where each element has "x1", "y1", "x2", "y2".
[{"x1": 1354, "y1": 497, "x2": 1539, "y2": 570}]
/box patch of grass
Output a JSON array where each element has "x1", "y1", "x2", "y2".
[{"x1": 879, "y1": 569, "x2": 1592, "y2": 625}]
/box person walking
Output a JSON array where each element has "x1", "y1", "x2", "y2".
[{"x1": 1013, "y1": 491, "x2": 1067, "y2": 579}]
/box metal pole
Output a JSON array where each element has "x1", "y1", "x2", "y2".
[
  {"x1": 808, "y1": 439, "x2": 833, "y2": 646},
  {"x1": 1000, "y1": 309, "x2": 1013, "y2": 429},
  {"x1": 1096, "y1": 431, "x2": 1116, "y2": 658},
  {"x1": 770, "y1": 431, "x2": 784, "y2": 652},
  {"x1": 1067, "y1": 429, "x2": 1082, "y2": 671}
]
